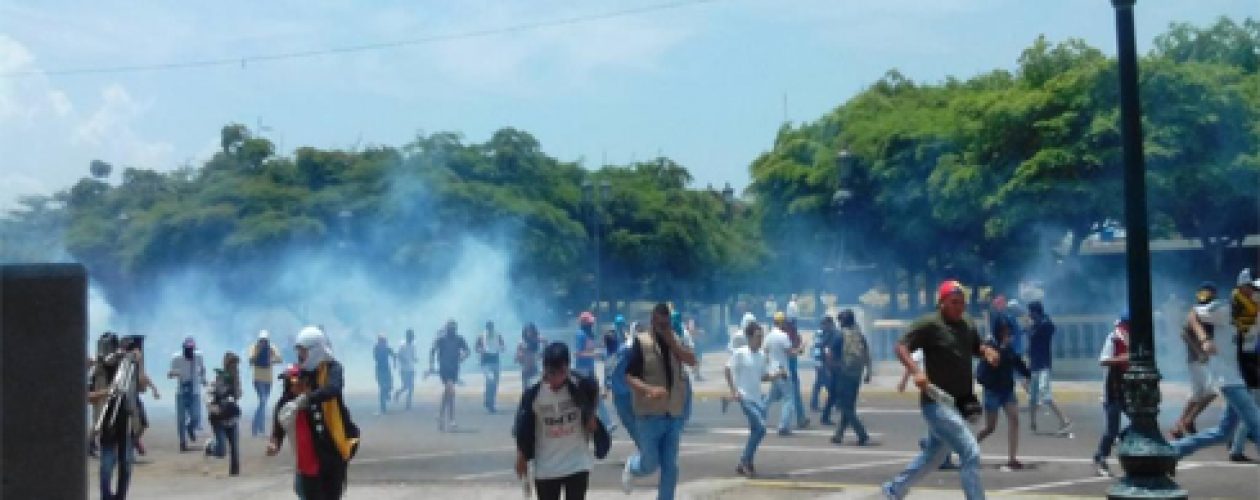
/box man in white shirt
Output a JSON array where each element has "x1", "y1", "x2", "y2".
[
  {"x1": 726, "y1": 321, "x2": 780, "y2": 477},
  {"x1": 394, "y1": 329, "x2": 418, "y2": 410},
  {"x1": 1171, "y1": 291, "x2": 1260, "y2": 461},
  {"x1": 167, "y1": 336, "x2": 206, "y2": 452},
  {"x1": 476, "y1": 321, "x2": 506, "y2": 414},
  {"x1": 786, "y1": 294, "x2": 800, "y2": 322},
  {"x1": 763, "y1": 313, "x2": 800, "y2": 436}
]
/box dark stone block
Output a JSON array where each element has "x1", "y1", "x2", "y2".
[{"x1": 1, "y1": 264, "x2": 88, "y2": 499}]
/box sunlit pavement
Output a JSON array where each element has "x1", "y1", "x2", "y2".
[{"x1": 101, "y1": 356, "x2": 1258, "y2": 499}]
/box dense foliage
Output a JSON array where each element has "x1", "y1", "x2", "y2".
[{"x1": 1, "y1": 18, "x2": 1255, "y2": 319}]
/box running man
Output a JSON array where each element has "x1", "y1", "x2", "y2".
[
  {"x1": 430, "y1": 320, "x2": 470, "y2": 432},
  {"x1": 882, "y1": 280, "x2": 999, "y2": 500},
  {"x1": 1026, "y1": 301, "x2": 1072, "y2": 434},
  {"x1": 1093, "y1": 313, "x2": 1130, "y2": 477},
  {"x1": 394, "y1": 329, "x2": 418, "y2": 410}
]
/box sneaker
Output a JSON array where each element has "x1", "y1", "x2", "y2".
[
  {"x1": 621, "y1": 460, "x2": 635, "y2": 494},
  {"x1": 1057, "y1": 420, "x2": 1074, "y2": 434},
  {"x1": 829, "y1": 436, "x2": 843, "y2": 445},
  {"x1": 1229, "y1": 454, "x2": 1257, "y2": 463},
  {"x1": 857, "y1": 436, "x2": 871, "y2": 447},
  {"x1": 736, "y1": 461, "x2": 755, "y2": 477},
  {"x1": 938, "y1": 460, "x2": 958, "y2": 470},
  {"x1": 1094, "y1": 458, "x2": 1112, "y2": 477}
]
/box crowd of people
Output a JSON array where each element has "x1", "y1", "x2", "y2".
[{"x1": 85, "y1": 271, "x2": 1260, "y2": 500}]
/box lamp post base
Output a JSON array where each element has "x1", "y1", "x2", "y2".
[{"x1": 1108, "y1": 364, "x2": 1185, "y2": 499}]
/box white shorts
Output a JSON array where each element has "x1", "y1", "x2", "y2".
[
  {"x1": 1187, "y1": 361, "x2": 1215, "y2": 401},
  {"x1": 1029, "y1": 369, "x2": 1053, "y2": 404}
]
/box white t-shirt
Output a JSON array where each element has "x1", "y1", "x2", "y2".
[
  {"x1": 532, "y1": 383, "x2": 594, "y2": 480},
  {"x1": 764, "y1": 327, "x2": 793, "y2": 374},
  {"x1": 169, "y1": 352, "x2": 205, "y2": 385},
  {"x1": 397, "y1": 341, "x2": 417, "y2": 372},
  {"x1": 480, "y1": 332, "x2": 503, "y2": 356},
  {"x1": 1196, "y1": 301, "x2": 1245, "y2": 387},
  {"x1": 786, "y1": 300, "x2": 800, "y2": 320},
  {"x1": 727, "y1": 347, "x2": 769, "y2": 400}
]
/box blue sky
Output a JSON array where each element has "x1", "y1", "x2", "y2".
[{"x1": 1, "y1": 0, "x2": 1255, "y2": 209}]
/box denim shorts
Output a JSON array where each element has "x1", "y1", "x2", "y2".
[{"x1": 983, "y1": 389, "x2": 1017, "y2": 412}]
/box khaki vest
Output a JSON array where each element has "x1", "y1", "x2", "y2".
[{"x1": 631, "y1": 332, "x2": 689, "y2": 417}]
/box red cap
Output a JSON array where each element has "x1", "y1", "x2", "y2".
[
  {"x1": 937, "y1": 280, "x2": 965, "y2": 303},
  {"x1": 578, "y1": 311, "x2": 595, "y2": 325}
]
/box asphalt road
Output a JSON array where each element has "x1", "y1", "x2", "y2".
[{"x1": 100, "y1": 375, "x2": 1260, "y2": 499}]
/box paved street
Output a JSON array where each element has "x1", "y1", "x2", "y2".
[{"x1": 100, "y1": 356, "x2": 1260, "y2": 499}]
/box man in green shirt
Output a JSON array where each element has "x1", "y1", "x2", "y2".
[{"x1": 883, "y1": 280, "x2": 999, "y2": 500}]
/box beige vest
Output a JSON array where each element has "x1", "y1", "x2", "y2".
[{"x1": 631, "y1": 332, "x2": 689, "y2": 417}]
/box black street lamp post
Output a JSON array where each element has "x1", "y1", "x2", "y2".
[
  {"x1": 1108, "y1": 1, "x2": 1184, "y2": 498},
  {"x1": 833, "y1": 149, "x2": 854, "y2": 303},
  {"x1": 721, "y1": 182, "x2": 736, "y2": 332},
  {"x1": 582, "y1": 180, "x2": 612, "y2": 317}
]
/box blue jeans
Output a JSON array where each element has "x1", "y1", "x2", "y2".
[
  {"x1": 1173, "y1": 385, "x2": 1260, "y2": 457},
  {"x1": 99, "y1": 435, "x2": 133, "y2": 500},
  {"x1": 613, "y1": 392, "x2": 639, "y2": 448},
  {"x1": 787, "y1": 356, "x2": 807, "y2": 424},
  {"x1": 739, "y1": 399, "x2": 768, "y2": 465},
  {"x1": 629, "y1": 415, "x2": 686, "y2": 500},
  {"x1": 252, "y1": 380, "x2": 271, "y2": 436},
  {"x1": 810, "y1": 364, "x2": 830, "y2": 410},
  {"x1": 766, "y1": 377, "x2": 798, "y2": 433},
  {"x1": 376, "y1": 367, "x2": 393, "y2": 413},
  {"x1": 482, "y1": 359, "x2": 500, "y2": 412},
  {"x1": 1094, "y1": 399, "x2": 1124, "y2": 461},
  {"x1": 832, "y1": 374, "x2": 868, "y2": 443},
  {"x1": 1228, "y1": 388, "x2": 1260, "y2": 455},
  {"x1": 398, "y1": 370, "x2": 416, "y2": 409},
  {"x1": 884, "y1": 402, "x2": 984, "y2": 500},
  {"x1": 175, "y1": 385, "x2": 200, "y2": 447},
  {"x1": 208, "y1": 423, "x2": 240, "y2": 475}
]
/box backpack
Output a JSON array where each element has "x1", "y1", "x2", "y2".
[
  {"x1": 252, "y1": 341, "x2": 271, "y2": 367},
  {"x1": 839, "y1": 327, "x2": 868, "y2": 377}
]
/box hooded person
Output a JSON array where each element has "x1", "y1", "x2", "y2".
[
  {"x1": 168, "y1": 336, "x2": 207, "y2": 452},
  {"x1": 279, "y1": 326, "x2": 360, "y2": 499}
]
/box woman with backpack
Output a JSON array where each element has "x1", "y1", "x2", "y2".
[
  {"x1": 827, "y1": 309, "x2": 872, "y2": 445},
  {"x1": 205, "y1": 352, "x2": 242, "y2": 476},
  {"x1": 513, "y1": 342, "x2": 610, "y2": 500}
]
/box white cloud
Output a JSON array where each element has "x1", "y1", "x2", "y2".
[{"x1": 0, "y1": 35, "x2": 175, "y2": 209}]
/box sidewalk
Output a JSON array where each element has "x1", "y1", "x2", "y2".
[
  {"x1": 353, "y1": 351, "x2": 1189, "y2": 406},
  {"x1": 120, "y1": 474, "x2": 1094, "y2": 499}
]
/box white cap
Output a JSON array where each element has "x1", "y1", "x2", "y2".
[
  {"x1": 1238, "y1": 268, "x2": 1254, "y2": 286},
  {"x1": 258, "y1": 329, "x2": 270, "y2": 340}
]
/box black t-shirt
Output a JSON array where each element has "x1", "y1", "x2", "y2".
[
  {"x1": 433, "y1": 334, "x2": 469, "y2": 370},
  {"x1": 900, "y1": 312, "x2": 983, "y2": 406}
]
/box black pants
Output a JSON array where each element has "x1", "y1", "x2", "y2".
[
  {"x1": 534, "y1": 471, "x2": 588, "y2": 500},
  {"x1": 298, "y1": 461, "x2": 347, "y2": 500}
]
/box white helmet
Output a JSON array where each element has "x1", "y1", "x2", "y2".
[{"x1": 296, "y1": 326, "x2": 329, "y2": 369}]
